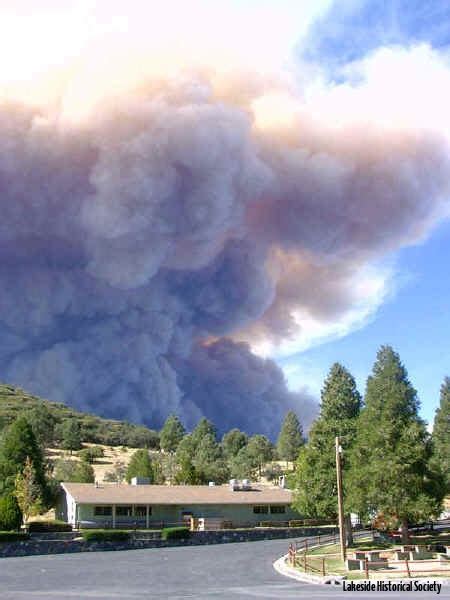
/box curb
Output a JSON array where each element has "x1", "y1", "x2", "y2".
[
  {"x1": 273, "y1": 553, "x2": 345, "y2": 585},
  {"x1": 274, "y1": 554, "x2": 450, "y2": 587}
]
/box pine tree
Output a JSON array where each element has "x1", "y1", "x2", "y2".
[
  {"x1": 125, "y1": 449, "x2": 154, "y2": 483},
  {"x1": 246, "y1": 435, "x2": 273, "y2": 476},
  {"x1": 159, "y1": 415, "x2": 185, "y2": 453},
  {"x1": 0, "y1": 416, "x2": 48, "y2": 499},
  {"x1": 193, "y1": 434, "x2": 230, "y2": 484},
  {"x1": 432, "y1": 377, "x2": 450, "y2": 492},
  {"x1": 191, "y1": 418, "x2": 217, "y2": 445},
  {"x1": 222, "y1": 429, "x2": 248, "y2": 459},
  {"x1": 276, "y1": 411, "x2": 304, "y2": 463},
  {"x1": 58, "y1": 419, "x2": 82, "y2": 454},
  {"x1": 348, "y1": 346, "x2": 444, "y2": 542},
  {"x1": 292, "y1": 363, "x2": 361, "y2": 522},
  {"x1": 23, "y1": 404, "x2": 56, "y2": 449}
]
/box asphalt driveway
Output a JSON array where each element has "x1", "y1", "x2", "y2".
[{"x1": 0, "y1": 538, "x2": 448, "y2": 599}]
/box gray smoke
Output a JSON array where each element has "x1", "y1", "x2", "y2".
[{"x1": 0, "y1": 69, "x2": 449, "y2": 437}]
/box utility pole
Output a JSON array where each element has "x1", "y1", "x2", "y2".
[{"x1": 335, "y1": 436, "x2": 346, "y2": 561}]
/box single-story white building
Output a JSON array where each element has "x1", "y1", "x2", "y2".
[{"x1": 57, "y1": 479, "x2": 300, "y2": 529}]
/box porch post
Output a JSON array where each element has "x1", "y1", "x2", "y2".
[
  {"x1": 146, "y1": 505, "x2": 149, "y2": 529},
  {"x1": 112, "y1": 505, "x2": 116, "y2": 529}
]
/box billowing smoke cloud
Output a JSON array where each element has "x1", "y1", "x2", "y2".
[{"x1": 1, "y1": 42, "x2": 450, "y2": 437}]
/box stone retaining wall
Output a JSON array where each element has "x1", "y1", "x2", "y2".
[{"x1": 0, "y1": 527, "x2": 337, "y2": 558}]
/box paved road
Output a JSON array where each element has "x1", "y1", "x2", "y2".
[{"x1": 0, "y1": 539, "x2": 448, "y2": 600}]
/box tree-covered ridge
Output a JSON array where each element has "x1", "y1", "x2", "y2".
[{"x1": 0, "y1": 383, "x2": 159, "y2": 448}]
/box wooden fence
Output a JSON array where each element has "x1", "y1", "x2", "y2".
[{"x1": 287, "y1": 531, "x2": 450, "y2": 579}]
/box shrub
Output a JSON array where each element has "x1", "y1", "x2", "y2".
[
  {"x1": 81, "y1": 530, "x2": 130, "y2": 543},
  {"x1": 0, "y1": 531, "x2": 30, "y2": 542},
  {"x1": 0, "y1": 494, "x2": 22, "y2": 531},
  {"x1": 27, "y1": 520, "x2": 72, "y2": 532},
  {"x1": 78, "y1": 446, "x2": 104, "y2": 464},
  {"x1": 161, "y1": 526, "x2": 190, "y2": 540}
]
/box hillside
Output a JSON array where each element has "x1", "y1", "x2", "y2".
[{"x1": 0, "y1": 383, "x2": 159, "y2": 448}]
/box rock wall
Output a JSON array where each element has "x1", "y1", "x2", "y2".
[{"x1": 0, "y1": 527, "x2": 338, "y2": 558}]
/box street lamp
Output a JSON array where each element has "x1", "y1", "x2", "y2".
[{"x1": 335, "y1": 436, "x2": 346, "y2": 561}]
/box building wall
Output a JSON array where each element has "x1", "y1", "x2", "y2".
[
  {"x1": 56, "y1": 490, "x2": 77, "y2": 526},
  {"x1": 75, "y1": 501, "x2": 300, "y2": 528}
]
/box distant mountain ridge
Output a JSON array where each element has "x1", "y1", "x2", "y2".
[{"x1": 0, "y1": 383, "x2": 159, "y2": 448}]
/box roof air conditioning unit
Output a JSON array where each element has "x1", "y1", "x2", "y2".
[
  {"x1": 131, "y1": 477, "x2": 151, "y2": 486},
  {"x1": 208, "y1": 481, "x2": 216, "y2": 486},
  {"x1": 241, "y1": 479, "x2": 251, "y2": 490},
  {"x1": 229, "y1": 479, "x2": 239, "y2": 491}
]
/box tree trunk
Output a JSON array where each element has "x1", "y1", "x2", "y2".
[
  {"x1": 345, "y1": 514, "x2": 354, "y2": 547},
  {"x1": 400, "y1": 518, "x2": 409, "y2": 544}
]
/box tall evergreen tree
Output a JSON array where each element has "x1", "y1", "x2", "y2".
[
  {"x1": 276, "y1": 411, "x2": 304, "y2": 462},
  {"x1": 222, "y1": 429, "x2": 248, "y2": 459},
  {"x1": 58, "y1": 420, "x2": 82, "y2": 454},
  {"x1": 193, "y1": 434, "x2": 230, "y2": 484},
  {"x1": 0, "y1": 416, "x2": 48, "y2": 499},
  {"x1": 292, "y1": 363, "x2": 361, "y2": 521},
  {"x1": 348, "y1": 346, "x2": 444, "y2": 542},
  {"x1": 432, "y1": 377, "x2": 450, "y2": 492},
  {"x1": 159, "y1": 415, "x2": 185, "y2": 453},
  {"x1": 191, "y1": 418, "x2": 217, "y2": 445},
  {"x1": 23, "y1": 404, "x2": 56, "y2": 448},
  {"x1": 125, "y1": 449, "x2": 154, "y2": 483},
  {"x1": 246, "y1": 435, "x2": 273, "y2": 476}
]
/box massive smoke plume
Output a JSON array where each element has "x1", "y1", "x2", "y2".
[{"x1": 1, "y1": 39, "x2": 450, "y2": 437}]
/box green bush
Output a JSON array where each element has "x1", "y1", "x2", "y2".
[
  {"x1": 27, "y1": 520, "x2": 72, "y2": 532},
  {"x1": 0, "y1": 531, "x2": 30, "y2": 542},
  {"x1": 81, "y1": 530, "x2": 130, "y2": 543},
  {"x1": 0, "y1": 494, "x2": 22, "y2": 531},
  {"x1": 161, "y1": 527, "x2": 190, "y2": 540},
  {"x1": 78, "y1": 446, "x2": 104, "y2": 464}
]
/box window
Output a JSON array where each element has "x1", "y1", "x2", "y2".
[
  {"x1": 116, "y1": 505, "x2": 133, "y2": 516},
  {"x1": 134, "y1": 505, "x2": 150, "y2": 517},
  {"x1": 270, "y1": 505, "x2": 286, "y2": 514},
  {"x1": 253, "y1": 505, "x2": 269, "y2": 514},
  {"x1": 94, "y1": 506, "x2": 112, "y2": 516}
]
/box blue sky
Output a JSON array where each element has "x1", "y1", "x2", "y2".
[{"x1": 279, "y1": 0, "x2": 450, "y2": 426}]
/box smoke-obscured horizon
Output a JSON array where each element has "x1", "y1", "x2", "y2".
[{"x1": 1, "y1": 37, "x2": 450, "y2": 437}]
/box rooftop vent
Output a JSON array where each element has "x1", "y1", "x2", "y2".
[{"x1": 131, "y1": 477, "x2": 151, "y2": 486}]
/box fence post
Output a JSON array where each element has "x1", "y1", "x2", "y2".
[
  {"x1": 303, "y1": 551, "x2": 307, "y2": 572},
  {"x1": 322, "y1": 557, "x2": 326, "y2": 576},
  {"x1": 365, "y1": 558, "x2": 369, "y2": 580},
  {"x1": 405, "y1": 559, "x2": 411, "y2": 578}
]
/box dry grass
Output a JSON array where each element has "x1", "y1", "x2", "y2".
[{"x1": 46, "y1": 443, "x2": 160, "y2": 483}]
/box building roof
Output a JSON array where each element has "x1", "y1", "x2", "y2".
[{"x1": 61, "y1": 483, "x2": 293, "y2": 505}]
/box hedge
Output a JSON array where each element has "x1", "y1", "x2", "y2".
[
  {"x1": 161, "y1": 527, "x2": 190, "y2": 540},
  {"x1": 0, "y1": 532, "x2": 30, "y2": 542},
  {"x1": 27, "y1": 520, "x2": 73, "y2": 533},
  {"x1": 81, "y1": 530, "x2": 130, "y2": 543}
]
